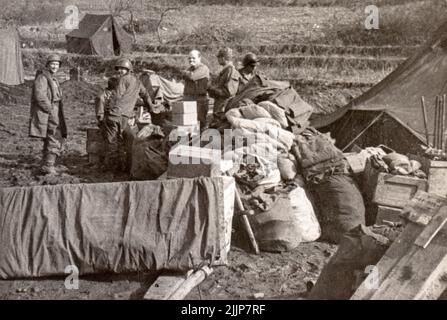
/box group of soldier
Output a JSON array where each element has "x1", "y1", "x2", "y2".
[{"x1": 29, "y1": 49, "x2": 262, "y2": 175}]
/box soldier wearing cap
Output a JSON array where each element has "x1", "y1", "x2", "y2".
[
  {"x1": 207, "y1": 47, "x2": 240, "y2": 117},
  {"x1": 238, "y1": 52, "x2": 261, "y2": 92},
  {"x1": 100, "y1": 57, "x2": 152, "y2": 172},
  {"x1": 182, "y1": 50, "x2": 210, "y2": 129},
  {"x1": 29, "y1": 53, "x2": 67, "y2": 175}
]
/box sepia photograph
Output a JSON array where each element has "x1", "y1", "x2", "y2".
[{"x1": 0, "y1": 0, "x2": 446, "y2": 305}]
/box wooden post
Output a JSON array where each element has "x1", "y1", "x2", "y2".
[{"x1": 421, "y1": 96, "x2": 430, "y2": 147}]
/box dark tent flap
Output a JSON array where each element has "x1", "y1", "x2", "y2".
[
  {"x1": 0, "y1": 29, "x2": 24, "y2": 85},
  {"x1": 0, "y1": 177, "x2": 235, "y2": 279}
]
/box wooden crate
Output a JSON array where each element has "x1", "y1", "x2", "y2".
[
  {"x1": 373, "y1": 173, "x2": 428, "y2": 208},
  {"x1": 420, "y1": 158, "x2": 447, "y2": 197},
  {"x1": 167, "y1": 145, "x2": 232, "y2": 178},
  {"x1": 375, "y1": 205, "x2": 404, "y2": 225}
]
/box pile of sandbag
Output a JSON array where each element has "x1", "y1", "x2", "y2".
[
  {"x1": 292, "y1": 127, "x2": 366, "y2": 244},
  {"x1": 223, "y1": 100, "x2": 321, "y2": 252}
]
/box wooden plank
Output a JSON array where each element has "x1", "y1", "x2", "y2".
[
  {"x1": 169, "y1": 266, "x2": 213, "y2": 300},
  {"x1": 351, "y1": 191, "x2": 446, "y2": 300},
  {"x1": 415, "y1": 206, "x2": 447, "y2": 248},
  {"x1": 143, "y1": 271, "x2": 189, "y2": 300},
  {"x1": 369, "y1": 224, "x2": 447, "y2": 299}
]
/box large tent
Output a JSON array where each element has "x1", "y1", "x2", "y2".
[
  {"x1": 0, "y1": 29, "x2": 24, "y2": 86},
  {"x1": 66, "y1": 14, "x2": 133, "y2": 56},
  {"x1": 311, "y1": 21, "x2": 447, "y2": 155}
]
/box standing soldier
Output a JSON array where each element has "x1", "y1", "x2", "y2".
[
  {"x1": 238, "y1": 52, "x2": 261, "y2": 92},
  {"x1": 207, "y1": 47, "x2": 240, "y2": 119},
  {"x1": 182, "y1": 50, "x2": 210, "y2": 130},
  {"x1": 29, "y1": 54, "x2": 67, "y2": 175},
  {"x1": 101, "y1": 58, "x2": 152, "y2": 172}
]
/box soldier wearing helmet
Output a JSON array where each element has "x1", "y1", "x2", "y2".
[
  {"x1": 98, "y1": 57, "x2": 153, "y2": 172},
  {"x1": 29, "y1": 53, "x2": 67, "y2": 175},
  {"x1": 207, "y1": 47, "x2": 240, "y2": 118},
  {"x1": 238, "y1": 52, "x2": 261, "y2": 92}
]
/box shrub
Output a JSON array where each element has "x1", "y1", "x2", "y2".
[
  {"x1": 0, "y1": 0, "x2": 65, "y2": 27},
  {"x1": 171, "y1": 24, "x2": 251, "y2": 45}
]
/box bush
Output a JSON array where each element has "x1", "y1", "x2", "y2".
[
  {"x1": 0, "y1": 0, "x2": 65, "y2": 26},
  {"x1": 319, "y1": 0, "x2": 447, "y2": 46},
  {"x1": 171, "y1": 24, "x2": 251, "y2": 45}
]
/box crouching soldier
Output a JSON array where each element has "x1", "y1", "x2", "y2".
[
  {"x1": 29, "y1": 54, "x2": 67, "y2": 175},
  {"x1": 98, "y1": 58, "x2": 152, "y2": 172}
]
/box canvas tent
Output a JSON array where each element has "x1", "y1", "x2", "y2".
[
  {"x1": 0, "y1": 29, "x2": 24, "y2": 86},
  {"x1": 66, "y1": 14, "x2": 132, "y2": 56},
  {"x1": 311, "y1": 21, "x2": 447, "y2": 154}
]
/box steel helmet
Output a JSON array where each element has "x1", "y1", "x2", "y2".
[
  {"x1": 115, "y1": 58, "x2": 133, "y2": 71},
  {"x1": 242, "y1": 52, "x2": 259, "y2": 66},
  {"x1": 217, "y1": 47, "x2": 233, "y2": 60},
  {"x1": 46, "y1": 53, "x2": 62, "y2": 65}
]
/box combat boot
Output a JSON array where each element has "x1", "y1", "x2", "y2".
[{"x1": 41, "y1": 153, "x2": 57, "y2": 175}]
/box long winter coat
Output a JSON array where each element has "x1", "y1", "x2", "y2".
[{"x1": 29, "y1": 70, "x2": 67, "y2": 138}]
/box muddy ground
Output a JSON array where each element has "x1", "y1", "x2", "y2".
[{"x1": 0, "y1": 79, "x2": 338, "y2": 300}]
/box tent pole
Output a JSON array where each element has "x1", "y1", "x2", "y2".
[
  {"x1": 342, "y1": 112, "x2": 384, "y2": 152},
  {"x1": 421, "y1": 96, "x2": 431, "y2": 147}
]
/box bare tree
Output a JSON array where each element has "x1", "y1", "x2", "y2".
[{"x1": 156, "y1": 6, "x2": 180, "y2": 44}]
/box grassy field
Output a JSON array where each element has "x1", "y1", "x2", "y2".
[{"x1": 11, "y1": 0, "x2": 446, "y2": 46}]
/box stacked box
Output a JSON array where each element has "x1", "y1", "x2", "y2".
[
  {"x1": 167, "y1": 145, "x2": 233, "y2": 178},
  {"x1": 171, "y1": 101, "x2": 198, "y2": 126}
]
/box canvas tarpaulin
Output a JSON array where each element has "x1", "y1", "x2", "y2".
[
  {"x1": 140, "y1": 72, "x2": 184, "y2": 105},
  {"x1": 0, "y1": 177, "x2": 235, "y2": 279},
  {"x1": 66, "y1": 14, "x2": 132, "y2": 56},
  {"x1": 311, "y1": 20, "x2": 447, "y2": 146},
  {"x1": 0, "y1": 29, "x2": 24, "y2": 85}
]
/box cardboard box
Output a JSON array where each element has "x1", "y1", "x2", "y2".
[
  {"x1": 167, "y1": 145, "x2": 233, "y2": 178},
  {"x1": 373, "y1": 173, "x2": 428, "y2": 208},
  {"x1": 172, "y1": 101, "x2": 197, "y2": 114},
  {"x1": 172, "y1": 113, "x2": 198, "y2": 126}
]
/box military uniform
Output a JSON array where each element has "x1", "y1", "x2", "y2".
[
  {"x1": 98, "y1": 72, "x2": 152, "y2": 171},
  {"x1": 183, "y1": 63, "x2": 210, "y2": 128},
  {"x1": 208, "y1": 63, "x2": 240, "y2": 114},
  {"x1": 29, "y1": 69, "x2": 67, "y2": 169}
]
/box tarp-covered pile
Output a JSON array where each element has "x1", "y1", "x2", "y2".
[{"x1": 0, "y1": 177, "x2": 234, "y2": 279}]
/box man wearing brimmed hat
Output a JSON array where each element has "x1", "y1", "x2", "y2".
[
  {"x1": 207, "y1": 47, "x2": 240, "y2": 118},
  {"x1": 29, "y1": 53, "x2": 67, "y2": 175},
  {"x1": 238, "y1": 52, "x2": 261, "y2": 92},
  {"x1": 100, "y1": 57, "x2": 152, "y2": 172}
]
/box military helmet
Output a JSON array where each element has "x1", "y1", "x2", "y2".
[
  {"x1": 217, "y1": 47, "x2": 233, "y2": 60},
  {"x1": 46, "y1": 53, "x2": 62, "y2": 66},
  {"x1": 242, "y1": 52, "x2": 259, "y2": 66},
  {"x1": 115, "y1": 58, "x2": 133, "y2": 71}
]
